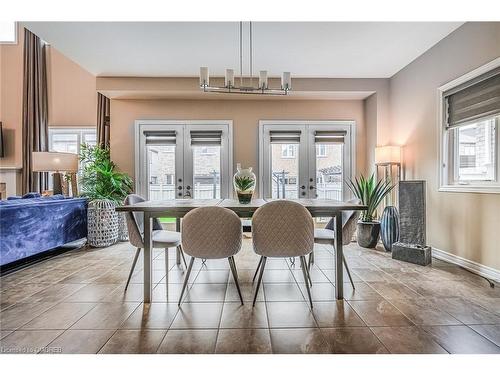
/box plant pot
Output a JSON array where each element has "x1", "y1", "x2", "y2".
[
  {"x1": 357, "y1": 221, "x2": 381, "y2": 248},
  {"x1": 380, "y1": 206, "x2": 399, "y2": 251},
  {"x1": 117, "y1": 212, "x2": 129, "y2": 242},
  {"x1": 237, "y1": 191, "x2": 253, "y2": 204},
  {"x1": 87, "y1": 199, "x2": 119, "y2": 247}
]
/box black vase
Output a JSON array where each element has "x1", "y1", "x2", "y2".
[
  {"x1": 380, "y1": 206, "x2": 400, "y2": 251},
  {"x1": 357, "y1": 221, "x2": 380, "y2": 248}
]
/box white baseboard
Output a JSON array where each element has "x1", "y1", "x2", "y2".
[{"x1": 432, "y1": 247, "x2": 500, "y2": 282}]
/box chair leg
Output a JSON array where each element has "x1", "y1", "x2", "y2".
[
  {"x1": 304, "y1": 258, "x2": 313, "y2": 288},
  {"x1": 178, "y1": 244, "x2": 187, "y2": 268},
  {"x1": 289, "y1": 257, "x2": 296, "y2": 266},
  {"x1": 228, "y1": 256, "x2": 244, "y2": 305},
  {"x1": 125, "y1": 248, "x2": 141, "y2": 291},
  {"x1": 300, "y1": 256, "x2": 313, "y2": 309},
  {"x1": 164, "y1": 248, "x2": 169, "y2": 298},
  {"x1": 252, "y1": 256, "x2": 263, "y2": 284},
  {"x1": 252, "y1": 256, "x2": 267, "y2": 306},
  {"x1": 309, "y1": 250, "x2": 315, "y2": 267},
  {"x1": 342, "y1": 254, "x2": 356, "y2": 290},
  {"x1": 178, "y1": 257, "x2": 195, "y2": 306}
]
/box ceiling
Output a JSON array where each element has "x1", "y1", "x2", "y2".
[{"x1": 23, "y1": 22, "x2": 462, "y2": 78}]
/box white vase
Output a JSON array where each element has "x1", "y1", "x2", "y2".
[{"x1": 233, "y1": 163, "x2": 256, "y2": 204}]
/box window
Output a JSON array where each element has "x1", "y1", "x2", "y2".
[
  {"x1": 0, "y1": 22, "x2": 17, "y2": 44},
  {"x1": 281, "y1": 144, "x2": 297, "y2": 158},
  {"x1": 316, "y1": 144, "x2": 327, "y2": 157},
  {"x1": 439, "y1": 62, "x2": 500, "y2": 193},
  {"x1": 48, "y1": 127, "x2": 97, "y2": 187}
]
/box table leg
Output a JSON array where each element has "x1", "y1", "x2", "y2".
[
  {"x1": 176, "y1": 218, "x2": 181, "y2": 265},
  {"x1": 144, "y1": 212, "x2": 153, "y2": 303},
  {"x1": 335, "y1": 211, "x2": 344, "y2": 299}
]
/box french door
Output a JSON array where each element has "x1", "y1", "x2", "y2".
[
  {"x1": 135, "y1": 120, "x2": 233, "y2": 200},
  {"x1": 259, "y1": 121, "x2": 355, "y2": 201}
]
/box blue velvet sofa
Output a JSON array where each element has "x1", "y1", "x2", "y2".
[{"x1": 0, "y1": 194, "x2": 88, "y2": 268}]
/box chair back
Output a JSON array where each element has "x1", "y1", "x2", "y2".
[
  {"x1": 252, "y1": 200, "x2": 314, "y2": 258},
  {"x1": 181, "y1": 206, "x2": 242, "y2": 259},
  {"x1": 124, "y1": 194, "x2": 162, "y2": 248},
  {"x1": 325, "y1": 198, "x2": 361, "y2": 246}
]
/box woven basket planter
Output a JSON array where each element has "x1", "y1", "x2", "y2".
[
  {"x1": 87, "y1": 199, "x2": 119, "y2": 247},
  {"x1": 117, "y1": 212, "x2": 129, "y2": 242}
]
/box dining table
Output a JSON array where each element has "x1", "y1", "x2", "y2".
[{"x1": 115, "y1": 198, "x2": 367, "y2": 303}]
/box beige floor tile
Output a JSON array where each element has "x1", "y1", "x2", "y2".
[
  {"x1": 0, "y1": 331, "x2": 13, "y2": 340},
  {"x1": 0, "y1": 330, "x2": 63, "y2": 354},
  {"x1": 321, "y1": 327, "x2": 388, "y2": 354},
  {"x1": 47, "y1": 329, "x2": 115, "y2": 354},
  {"x1": 368, "y1": 281, "x2": 423, "y2": 299},
  {"x1": 64, "y1": 284, "x2": 120, "y2": 302},
  {"x1": 170, "y1": 303, "x2": 223, "y2": 329},
  {"x1": 263, "y1": 283, "x2": 304, "y2": 302},
  {"x1": 0, "y1": 302, "x2": 56, "y2": 329},
  {"x1": 183, "y1": 283, "x2": 227, "y2": 302},
  {"x1": 120, "y1": 303, "x2": 179, "y2": 329},
  {"x1": 266, "y1": 301, "x2": 317, "y2": 328},
  {"x1": 225, "y1": 283, "x2": 264, "y2": 302},
  {"x1": 389, "y1": 298, "x2": 462, "y2": 326},
  {"x1": 428, "y1": 297, "x2": 500, "y2": 324},
  {"x1": 216, "y1": 328, "x2": 272, "y2": 354},
  {"x1": 220, "y1": 302, "x2": 268, "y2": 328},
  {"x1": 157, "y1": 329, "x2": 217, "y2": 354},
  {"x1": 270, "y1": 328, "x2": 329, "y2": 354},
  {"x1": 22, "y1": 302, "x2": 96, "y2": 329},
  {"x1": 70, "y1": 302, "x2": 140, "y2": 329},
  {"x1": 312, "y1": 301, "x2": 366, "y2": 327},
  {"x1": 348, "y1": 300, "x2": 413, "y2": 327},
  {"x1": 468, "y1": 324, "x2": 500, "y2": 346},
  {"x1": 371, "y1": 326, "x2": 448, "y2": 354},
  {"x1": 422, "y1": 325, "x2": 500, "y2": 354},
  {"x1": 99, "y1": 329, "x2": 166, "y2": 354}
]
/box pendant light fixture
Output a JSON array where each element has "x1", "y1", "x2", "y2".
[{"x1": 199, "y1": 22, "x2": 291, "y2": 95}]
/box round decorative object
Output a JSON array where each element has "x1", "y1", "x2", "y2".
[
  {"x1": 380, "y1": 206, "x2": 400, "y2": 252},
  {"x1": 356, "y1": 221, "x2": 381, "y2": 248},
  {"x1": 87, "y1": 199, "x2": 119, "y2": 247},
  {"x1": 117, "y1": 212, "x2": 129, "y2": 242},
  {"x1": 233, "y1": 163, "x2": 256, "y2": 204}
]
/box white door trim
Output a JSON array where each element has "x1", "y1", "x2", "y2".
[
  {"x1": 134, "y1": 120, "x2": 233, "y2": 199},
  {"x1": 258, "y1": 120, "x2": 356, "y2": 199}
]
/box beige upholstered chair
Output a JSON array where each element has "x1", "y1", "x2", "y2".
[
  {"x1": 312, "y1": 198, "x2": 361, "y2": 289},
  {"x1": 123, "y1": 194, "x2": 187, "y2": 291},
  {"x1": 178, "y1": 206, "x2": 244, "y2": 306},
  {"x1": 251, "y1": 200, "x2": 315, "y2": 308}
]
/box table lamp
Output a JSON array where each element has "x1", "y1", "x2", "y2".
[
  {"x1": 32, "y1": 151, "x2": 79, "y2": 195},
  {"x1": 375, "y1": 145, "x2": 402, "y2": 206}
]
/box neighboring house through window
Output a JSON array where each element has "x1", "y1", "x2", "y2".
[{"x1": 281, "y1": 144, "x2": 297, "y2": 158}]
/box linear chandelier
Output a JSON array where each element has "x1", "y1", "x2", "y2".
[{"x1": 199, "y1": 22, "x2": 291, "y2": 96}]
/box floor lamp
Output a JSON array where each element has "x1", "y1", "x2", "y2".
[
  {"x1": 32, "y1": 152, "x2": 79, "y2": 195},
  {"x1": 375, "y1": 145, "x2": 402, "y2": 207}
]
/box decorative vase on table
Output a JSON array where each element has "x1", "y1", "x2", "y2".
[
  {"x1": 380, "y1": 206, "x2": 400, "y2": 251},
  {"x1": 233, "y1": 163, "x2": 256, "y2": 204}
]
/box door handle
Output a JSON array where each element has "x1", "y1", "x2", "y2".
[
  {"x1": 300, "y1": 185, "x2": 306, "y2": 190},
  {"x1": 309, "y1": 185, "x2": 315, "y2": 190}
]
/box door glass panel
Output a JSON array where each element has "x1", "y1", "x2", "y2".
[
  {"x1": 147, "y1": 145, "x2": 176, "y2": 200},
  {"x1": 315, "y1": 143, "x2": 343, "y2": 200},
  {"x1": 192, "y1": 146, "x2": 221, "y2": 199},
  {"x1": 271, "y1": 143, "x2": 299, "y2": 199}
]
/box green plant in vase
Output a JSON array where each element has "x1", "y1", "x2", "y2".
[
  {"x1": 346, "y1": 173, "x2": 395, "y2": 248},
  {"x1": 233, "y1": 164, "x2": 256, "y2": 204}
]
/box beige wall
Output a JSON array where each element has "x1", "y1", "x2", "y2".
[
  {"x1": 389, "y1": 22, "x2": 500, "y2": 269},
  {"x1": 110, "y1": 99, "x2": 366, "y2": 192},
  {"x1": 0, "y1": 26, "x2": 97, "y2": 170}
]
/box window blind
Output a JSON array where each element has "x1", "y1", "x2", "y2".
[
  {"x1": 144, "y1": 130, "x2": 177, "y2": 145},
  {"x1": 445, "y1": 68, "x2": 500, "y2": 129},
  {"x1": 269, "y1": 130, "x2": 301, "y2": 143},
  {"x1": 314, "y1": 130, "x2": 346, "y2": 143},
  {"x1": 190, "y1": 130, "x2": 223, "y2": 145}
]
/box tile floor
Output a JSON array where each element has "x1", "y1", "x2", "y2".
[{"x1": 1, "y1": 238, "x2": 500, "y2": 354}]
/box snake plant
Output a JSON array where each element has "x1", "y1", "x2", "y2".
[
  {"x1": 234, "y1": 175, "x2": 255, "y2": 192},
  {"x1": 346, "y1": 173, "x2": 395, "y2": 222}
]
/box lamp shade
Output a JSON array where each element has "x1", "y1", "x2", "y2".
[
  {"x1": 375, "y1": 146, "x2": 401, "y2": 165},
  {"x1": 32, "y1": 152, "x2": 79, "y2": 172}
]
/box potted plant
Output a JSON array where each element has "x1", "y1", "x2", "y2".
[
  {"x1": 233, "y1": 163, "x2": 256, "y2": 204},
  {"x1": 346, "y1": 174, "x2": 395, "y2": 248},
  {"x1": 79, "y1": 144, "x2": 133, "y2": 247}
]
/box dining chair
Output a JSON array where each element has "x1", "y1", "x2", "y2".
[
  {"x1": 123, "y1": 194, "x2": 187, "y2": 291},
  {"x1": 251, "y1": 200, "x2": 315, "y2": 308},
  {"x1": 312, "y1": 198, "x2": 361, "y2": 289},
  {"x1": 178, "y1": 206, "x2": 244, "y2": 306}
]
